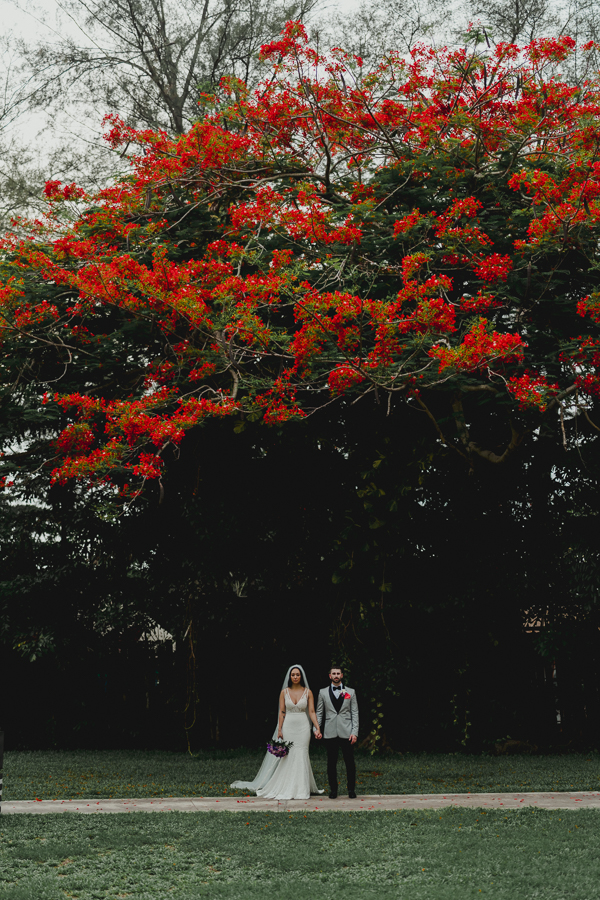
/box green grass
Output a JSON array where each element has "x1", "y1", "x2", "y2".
[
  {"x1": 4, "y1": 749, "x2": 600, "y2": 801},
  {"x1": 1, "y1": 808, "x2": 600, "y2": 899}
]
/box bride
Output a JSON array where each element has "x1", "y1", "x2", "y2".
[{"x1": 231, "y1": 664, "x2": 324, "y2": 800}]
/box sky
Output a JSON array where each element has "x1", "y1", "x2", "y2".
[
  {"x1": 0, "y1": 0, "x2": 363, "y2": 148},
  {"x1": 1, "y1": 0, "x2": 362, "y2": 47}
]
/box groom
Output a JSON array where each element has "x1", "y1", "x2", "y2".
[{"x1": 315, "y1": 665, "x2": 359, "y2": 799}]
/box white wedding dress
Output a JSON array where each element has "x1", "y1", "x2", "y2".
[
  {"x1": 256, "y1": 688, "x2": 321, "y2": 800},
  {"x1": 231, "y1": 665, "x2": 323, "y2": 800}
]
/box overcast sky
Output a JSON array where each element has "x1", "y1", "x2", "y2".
[
  {"x1": 1, "y1": 0, "x2": 361, "y2": 44},
  {"x1": 1, "y1": 0, "x2": 363, "y2": 146}
]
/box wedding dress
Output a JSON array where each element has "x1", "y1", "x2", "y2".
[{"x1": 231, "y1": 665, "x2": 323, "y2": 800}]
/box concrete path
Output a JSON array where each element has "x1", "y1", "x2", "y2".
[{"x1": 3, "y1": 792, "x2": 600, "y2": 814}]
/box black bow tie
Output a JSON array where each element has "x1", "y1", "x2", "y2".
[{"x1": 332, "y1": 685, "x2": 343, "y2": 691}]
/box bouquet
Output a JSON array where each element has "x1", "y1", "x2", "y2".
[{"x1": 266, "y1": 739, "x2": 294, "y2": 758}]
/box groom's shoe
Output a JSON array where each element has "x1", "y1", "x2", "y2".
[
  {"x1": 348, "y1": 791, "x2": 357, "y2": 799},
  {"x1": 329, "y1": 791, "x2": 338, "y2": 799}
]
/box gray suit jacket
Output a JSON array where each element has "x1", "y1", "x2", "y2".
[{"x1": 315, "y1": 686, "x2": 359, "y2": 740}]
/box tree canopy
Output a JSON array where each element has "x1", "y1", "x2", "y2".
[
  {"x1": 2, "y1": 25, "x2": 600, "y2": 750},
  {"x1": 1, "y1": 26, "x2": 598, "y2": 502}
]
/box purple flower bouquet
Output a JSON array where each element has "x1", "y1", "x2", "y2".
[{"x1": 266, "y1": 739, "x2": 294, "y2": 758}]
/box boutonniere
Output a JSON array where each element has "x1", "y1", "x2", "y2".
[{"x1": 343, "y1": 692, "x2": 351, "y2": 700}]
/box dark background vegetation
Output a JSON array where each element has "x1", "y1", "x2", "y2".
[
  {"x1": 2, "y1": 394, "x2": 599, "y2": 753},
  {"x1": 2, "y1": 0, "x2": 600, "y2": 755}
]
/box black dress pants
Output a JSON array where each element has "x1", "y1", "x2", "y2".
[{"x1": 325, "y1": 737, "x2": 356, "y2": 793}]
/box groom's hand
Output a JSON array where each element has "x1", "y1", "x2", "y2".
[
  {"x1": 315, "y1": 731, "x2": 322, "y2": 739},
  {"x1": 349, "y1": 735, "x2": 357, "y2": 744}
]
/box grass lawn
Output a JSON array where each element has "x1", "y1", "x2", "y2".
[
  {"x1": 3, "y1": 749, "x2": 600, "y2": 801},
  {"x1": 1, "y1": 808, "x2": 599, "y2": 899}
]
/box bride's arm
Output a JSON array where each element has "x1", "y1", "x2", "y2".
[
  {"x1": 307, "y1": 690, "x2": 322, "y2": 738},
  {"x1": 278, "y1": 691, "x2": 286, "y2": 738}
]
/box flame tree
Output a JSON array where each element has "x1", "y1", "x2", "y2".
[{"x1": 1, "y1": 25, "x2": 599, "y2": 502}]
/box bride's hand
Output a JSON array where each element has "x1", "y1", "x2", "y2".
[{"x1": 278, "y1": 730, "x2": 283, "y2": 739}]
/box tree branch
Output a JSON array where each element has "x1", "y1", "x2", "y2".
[
  {"x1": 414, "y1": 394, "x2": 470, "y2": 461},
  {"x1": 468, "y1": 421, "x2": 527, "y2": 464}
]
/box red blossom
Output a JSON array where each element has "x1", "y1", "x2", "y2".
[
  {"x1": 507, "y1": 371, "x2": 559, "y2": 411},
  {"x1": 328, "y1": 363, "x2": 365, "y2": 395},
  {"x1": 55, "y1": 424, "x2": 96, "y2": 454},
  {"x1": 430, "y1": 320, "x2": 525, "y2": 372},
  {"x1": 0, "y1": 27, "x2": 597, "y2": 492},
  {"x1": 43, "y1": 180, "x2": 86, "y2": 201},
  {"x1": 472, "y1": 253, "x2": 513, "y2": 283}
]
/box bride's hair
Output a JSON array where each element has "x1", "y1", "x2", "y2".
[{"x1": 287, "y1": 667, "x2": 306, "y2": 687}]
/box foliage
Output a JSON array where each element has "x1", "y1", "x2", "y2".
[
  {"x1": 468, "y1": 0, "x2": 561, "y2": 45},
  {"x1": 0, "y1": 0, "x2": 322, "y2": 237},
  {"x1": 324, "y1": 404, "x2": 600, "y2": 750},
  {"x1": 2, "y1": 808, "x2": 600, "y2": 899},
  {"x1": 1, "y1": 28, "x2": 599, "y2": 505},
  {"x1": 3, "y1": 382, "x2": 598, "y2": 753},
  {"x1": 3, "y1": 27, "x2": 600, "y2": 755},
  {"x1": 24, "y1": 0, "x2": 320, "y2": 136},
  {"x1": 326, "y1": 0, "x2": 600, "y2": 78},
  {"x1": 7, "y1": 0, "x2": 600, "y2": 237}
]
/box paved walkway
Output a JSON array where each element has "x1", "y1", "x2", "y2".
[{"x1": 3, "y1": 792, "x2": 600, "y2": 814}]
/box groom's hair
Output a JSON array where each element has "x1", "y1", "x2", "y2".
[{"x1": 329, "y1": 665, "x2": 343, "y2": 673}]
